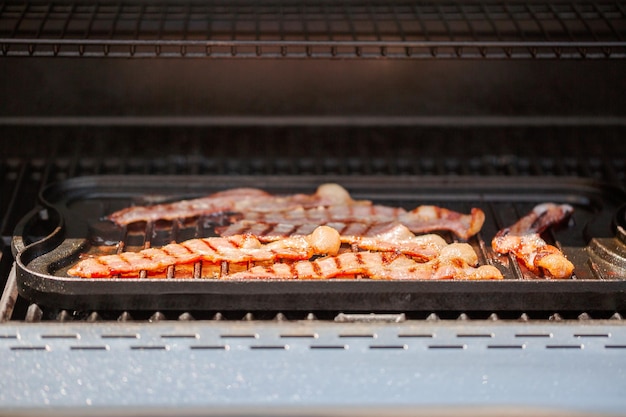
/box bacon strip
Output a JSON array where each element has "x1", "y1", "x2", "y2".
[
  {"x1": 342, "y1": 223, "x2": 448, "y2": 261},
  {"x1": 68, "y1": 226, "x2": 342, "y2": 278},
  {"x1": 219, "y1": 222, "x2": 447, "y2": 261},
  {"x1": 224, "y1": 243, "x2": 503, "y2": 281},
  {"x1": 107, "y1": 183, "x2": 485, "y2": 239},
  {"x1": 402, "y1": 206, "x2": 485, "y2": 240},
  {"x1": 107, "y1": 183, "x2": 361, "y2": 225},
  {"x1": 228, "y1": 204, "x2": 406, "y2": 225},
  {"x1": 69, "y1": 222, "x2": 462, "y2": 278},
  {"x1": 218, "y1": 206, "x2": 485, "y2": 240},
  {"x1": 491, "y1": 203, "x2": 574, "y2": 279}
]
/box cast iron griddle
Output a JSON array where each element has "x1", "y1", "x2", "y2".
[{"x1": 12, "y1": 175, "x2": 626, "y2": 311}]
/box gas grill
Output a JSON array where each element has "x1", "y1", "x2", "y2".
[{"x1": 2, "y1": 1, "x2": 626, "y2": 415}]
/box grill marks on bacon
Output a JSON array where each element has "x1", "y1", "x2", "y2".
[
  {"x1": 68, "y1": 226, "x2": 343, "y2": 278},
  {"x1": 218, "y1": 205, "x2": 485, "y2": 240},
  {"x1": 68, "y1": 222, "x2": 485, "y2": 280},
  {"x1": 107, "y1": 183, "x2": 485, "y2": 240},
  {"x1": 107, "y1": 183, "x2": 358, "y2": 226},
  {"x1": 67, "y1": 225, "x2": 451, "y2": 278},
  {"x1": 224, "y1": 244, "x2": 503, "y2": 281},
  {"x1": 91, "y1": 183, "x2": 497, "y2": 280},
  {"x1": 491, "y1": 203, "x2": 575, "y2": 279}
]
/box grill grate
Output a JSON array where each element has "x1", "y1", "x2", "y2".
[{"x1": 1, "y1": 0, "x2": 625, "y2": 58}]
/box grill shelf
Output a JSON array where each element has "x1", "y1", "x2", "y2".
[
  {"x1": 11, "y1": 174, "x2": 626, "y2": 312},
  {"x1": 1, "y1": 0, "x2": 625, "y2": 59}
]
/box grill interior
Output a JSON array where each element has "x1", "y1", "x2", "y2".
[{"x1": 2, "y1": 130, "x2": 626, "y2": 322}]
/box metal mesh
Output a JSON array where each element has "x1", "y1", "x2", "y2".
[{"x1": 1, "y1": 0, "x2": 625, "y2": 58}]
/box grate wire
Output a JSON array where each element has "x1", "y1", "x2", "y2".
[{"x1": 1, "y1": 0, "x2": 625, "y2": 58}]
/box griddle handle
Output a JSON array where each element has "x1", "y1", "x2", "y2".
[{"x1": 11, "y1": 206, "x2": 63, "y2": 257}]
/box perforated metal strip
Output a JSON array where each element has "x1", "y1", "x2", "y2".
[{"x1": 1, "y1": 320, "x2": 626, "y2": 412}]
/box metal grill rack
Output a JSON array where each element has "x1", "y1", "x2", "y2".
[{"x1": 1, "y1": 0, "x2": 625, "y2": 59}]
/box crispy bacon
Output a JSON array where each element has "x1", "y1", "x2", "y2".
[
  {"x1": 68, "y1": 226, "x2": 342, "y2": 278},
  {"x1": 491, "y1": 203, "x2": 574, "y2": 279},
  {"x1": 224, "y1": 243, "x2": 503, "y2": 281},
  {"x1": 217, "y1": 206, "x2": 485, "y2": 240},
  {"x1": 107, "y1": 183, "x2": 361, "y2": 225}
]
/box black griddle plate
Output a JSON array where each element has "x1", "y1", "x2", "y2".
[{"x1": 12, "y1": 175, "x2": 626, "y2": 312}]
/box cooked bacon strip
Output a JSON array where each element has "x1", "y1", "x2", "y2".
[
  {"x1": 69, "y1": 223, "x2": 453, "y2": 278},
  {"x1": 225, "y1": 243, "x2": 503, "y2": 281},
  {"x1": 107, "y1": 183, "x2": 361, "y2": 225},
  {"x1": 107, "y1": 183, "x2": 484, "y2": 239},
  {"x1": 402, "y1": 206, "x2": 485, "y2": 240},
  {"x1": 232, "y1": 204, "x2": 406, "y2": 225},
  {"x1": 218, "y1": 206, "x2": 485, "y2": 240},
  {"x1": 68, "y1": 226, "x2": 342, "y2": 278},
  {"x1": 220, "y1": 222, "x2": 447, "y2": 261},
  {"x1": 343, "y1": 223, "x2": 448, "y2": 261},
  {"x1": 491, "y1": 203, "x2": 574, "y2": 279}
]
